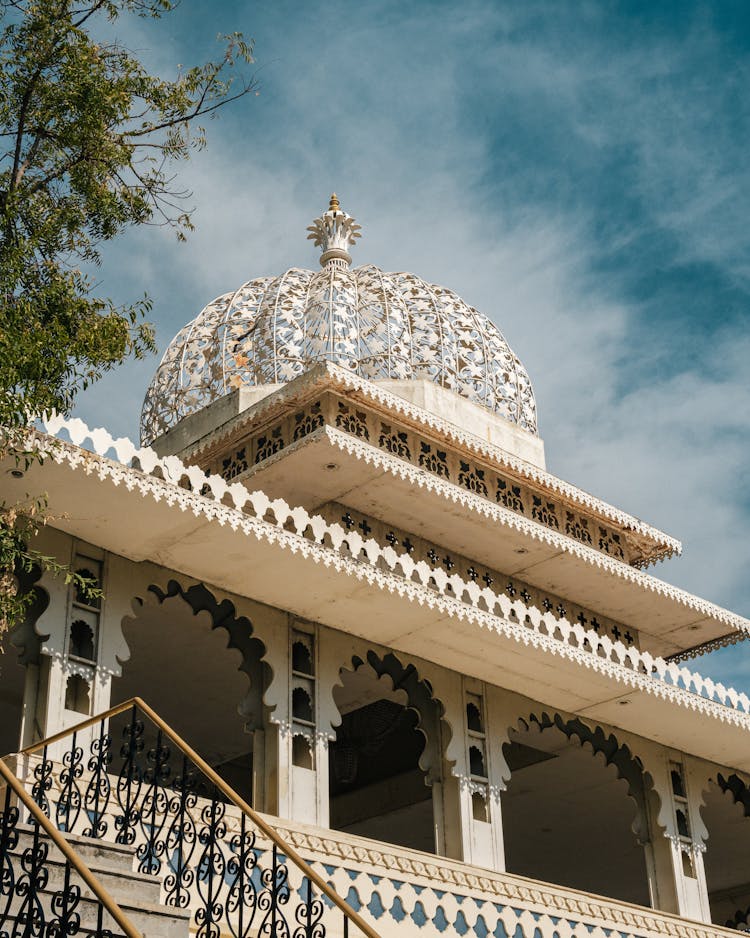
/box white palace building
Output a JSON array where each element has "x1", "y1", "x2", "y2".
[{"x1": 1, "y1": 196, "x2": 750, "y2": 938}]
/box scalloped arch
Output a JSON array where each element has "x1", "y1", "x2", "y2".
[
  {"x1": 715, "y1": 771, "x2": 750, "y2": 817},
  {"x1": 507, "y1": 710, "x2": 655, "y2": 844},
  {"x1": 697, "y1": 772, "x2": 750, "y2": 929},
  {"x1": 333, "y1": 648, "x2": 455, "y2": 782},
  {"x1": 9, "y1": 563, "x2": 50, "y2": 666},
  {"x1": 121, "y1": 578, "x2": 271, "y2": 726}
]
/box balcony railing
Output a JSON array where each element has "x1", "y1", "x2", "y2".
[
  {"x1": 4, "y1": 697, "x2": 379, "y2": 938},
  {"x1": 4, "y1": 697, "x2": 740, "y2": 938},
  {"x1": 0, "y1": 755, "x2": 140, "y2": 937}
]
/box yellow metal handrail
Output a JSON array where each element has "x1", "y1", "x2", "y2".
[
  {"x1": 20, "y1": 696, "x2": 382, "y2": 938},
  {"x1": 0, "y1": 757, "x2": 142, "y2": 938}
]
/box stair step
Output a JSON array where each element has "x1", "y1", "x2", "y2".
[
  {"x1": 4, "y1": 825, "x2": 191, "y2": 937},
  {"x1": 14, "y1": 823, "x2": 140, "y2": 874},
  {"x1": 19, "y1": 849, "x2": 164, "y2": 907},
  {"x1": 37, "y1": 885, "x2": 191, "y2": 937},
  {"x1": 2, "y1": 889, "x2": 191, "y2": 938},
  {"x1": 2, "y1": 879, "x2": 192, "y2": 938}
]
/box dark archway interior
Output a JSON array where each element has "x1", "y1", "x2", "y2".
[
  {"x1": 111, "y1": 584, "x2": 266, "y2": 805},
  {"x1": 702, "y1": 777, "x2": 750, "y2": 929},
  {"x1": 502, "y1": 721, "x2": 651, "y2": 906},
  {"x1": 0, "y1": 650, "x2": 26, "y2": 756},
  {"x1": 1, "y1": 568, "x2": 49, "y2": 755},
  {"x1": 329, "y1": 664, "x2": 434, "y2": 853}
]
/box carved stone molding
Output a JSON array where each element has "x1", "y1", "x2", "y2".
[
  {"x1": 32, "y1": 418, "x2": 750, "y2": 729},
  {"x1": 182, "y1": 363, "x2": 680, "y2": 561},
  {"x1": 270, "y1": 815, "x2": 736, "y2": 938}
]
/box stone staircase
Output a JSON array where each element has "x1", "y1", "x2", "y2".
[
  {"x1": 4, "y1": 825, "x2": 191, "y2": 937},
  {"x1": 2, "y1": 698, "x2": 380, "y2": 938}
]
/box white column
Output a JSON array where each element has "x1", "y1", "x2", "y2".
[
  {"x1": 259, "y1": 615, "x2": 330, "y2": 826},
  {"x1": 256, "y1": 609, "x2": 292, "y2": 819},
  {"x1": 461, "y1": 681, "x2": 513, "y2": 872},
  {"x1": 424, "y1": 667, "x2": 463, "y2": 861},
  {"x1": 641, "y1": 751, "x2": 711, "y2": 921},
  {"x1": 24, "y1": 529, "x2": 74, "y2": 745},
  {"x1": 17, "y1": 532, "x2": 116, "y2": 761},
  {"x1": 287, "y1": 620, "x2": 330, "y2": 826}
]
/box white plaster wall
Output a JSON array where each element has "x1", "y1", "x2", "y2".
[{"x1": 15, "y1": 535, "x2": 743, "y2": 926}]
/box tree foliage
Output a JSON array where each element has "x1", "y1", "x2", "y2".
[{"x1": 0, "y1": 0, "x2": 256, "y2": 634}]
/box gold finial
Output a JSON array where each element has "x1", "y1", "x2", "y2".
[{"x1": 328, "y1": 192, "x2": 340, "y2": 213}]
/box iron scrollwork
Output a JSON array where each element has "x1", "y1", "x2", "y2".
[
  {"x1": 258, "y1": 844, "x2": 291, "y2": 938},
  {"x1": 82, "y1": 720, "x2": 112, "y2": 839},
  {"x1": 294, "y1": 879, "x2": 326, "y2": 938},
  {"x1": 5, "y1": 704, "x2": 343, "y2": 938},
  {"x1": 10, "y1": 821, "x2": 50, "y2": 938},
  {"x1": 30, "y1": 746, "x2": 53, "y2": 818},
  {"x1": 194, "y1": 789, "x2": 228, "y2": 938},
  {"x1": 56, "y1": 732, "x2": 83, "y2": 833},
  {"x1": 164, "y1": 754, "x2": 198, "y2": 910},
  {"x1": 136, "y1": 728, "x2": 171, "y2": 876},
  {"x1": 115, "y1": 706, "x2": 144, "y2": 845},
  {"x1": 0, "y1": 786, "x2": 115, "y2": 937},
  {"x1": 226, "y1": 813, "x2": 259, "y2": 938}
]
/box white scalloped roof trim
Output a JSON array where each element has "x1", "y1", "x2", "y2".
[
  {"x1": 182, "y1": 362, "x2": 682, "y2": 558},
  {"x1": 314, "y1": 426, "x2": 746, "y2": 630},
  {"x1": 236, "y1": 421, "x2": 745, "y2": 634},
  {"x1": 39, "y1": 415, "x2": 750, "y2": 727}
]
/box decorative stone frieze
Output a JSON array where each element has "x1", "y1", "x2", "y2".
[
  {"x1": 270, "y1": 815, "x2": 737, "y2": 938},
  {"x1": 667, "y1": 631, "x2": 748, "y2": 663},
  {"x1": 34, "y1": 417, "x2": 750, "y2": 727},
  {"x1": 204, "y1": 392, "x2": 637, "y2": 566},
  {"x1": 179, "y1": 363, "x2": 680, "y2": 566},
  {"x1": 318, "y1": 501, "x2": 639, "y2": 651}
]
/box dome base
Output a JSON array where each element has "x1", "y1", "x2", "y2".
[
  {"x1": 375, "y1": 379, "x2": 545, "y2": 469},
  {"x1": 149, "y1": 366, "x2": 545, "y2": 471}
]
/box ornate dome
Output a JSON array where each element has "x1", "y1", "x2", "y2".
[{"x1": 140, "y1": 196, "x2": 538, "y2": 445}]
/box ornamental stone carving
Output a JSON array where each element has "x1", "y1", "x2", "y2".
[
  {"x1": 140, "y1": 197, "x2": 537, "y2": 444},
  {"x1": 36, "y1": 416, "x2": 750, "y2": 724}
]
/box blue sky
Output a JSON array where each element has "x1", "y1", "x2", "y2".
[{"x1": 73, "y1": 1, "x2": 750, "y2": 688}]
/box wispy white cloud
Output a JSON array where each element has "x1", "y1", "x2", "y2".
[
  {"x1": 484, "y1": 9, "x2": 750, "y2": 286},
  {"x1": 72, "y1": 1, "x2": 750, "y2": 684}
]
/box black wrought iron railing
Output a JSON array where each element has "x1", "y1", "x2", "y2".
[
  {"x1": 7, "y1": 697, "x2": 380, "y2": 938},
  {"x1": 0, "y1": 756, "x2": 139, "y2": 937}
]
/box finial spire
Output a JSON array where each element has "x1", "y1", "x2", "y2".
[{"x1": 307, "y1": 194, "x2": 362, "y2": 268}]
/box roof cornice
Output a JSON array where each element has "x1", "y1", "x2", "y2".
[
  {"x1": 32, "y1": 416, "x2": 750, "y2": 732},
  {"x1": 178, "y1": 362, "x2": 681, "y2": 562}
]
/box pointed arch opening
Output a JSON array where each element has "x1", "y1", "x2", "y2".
[
  {"x1": 501, "y1": 712, "x2": 652, "y2": 906},
  {"x1": 328, "y1": 650, "x2": 446, "y2": 854},
  {"x1": 112, "y1": 580, "x2": 270, "y2": 805}
]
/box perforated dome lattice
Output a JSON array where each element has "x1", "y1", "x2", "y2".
[{"x1": 140, "y1": 199, "x2": 537, "y2": 445}]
